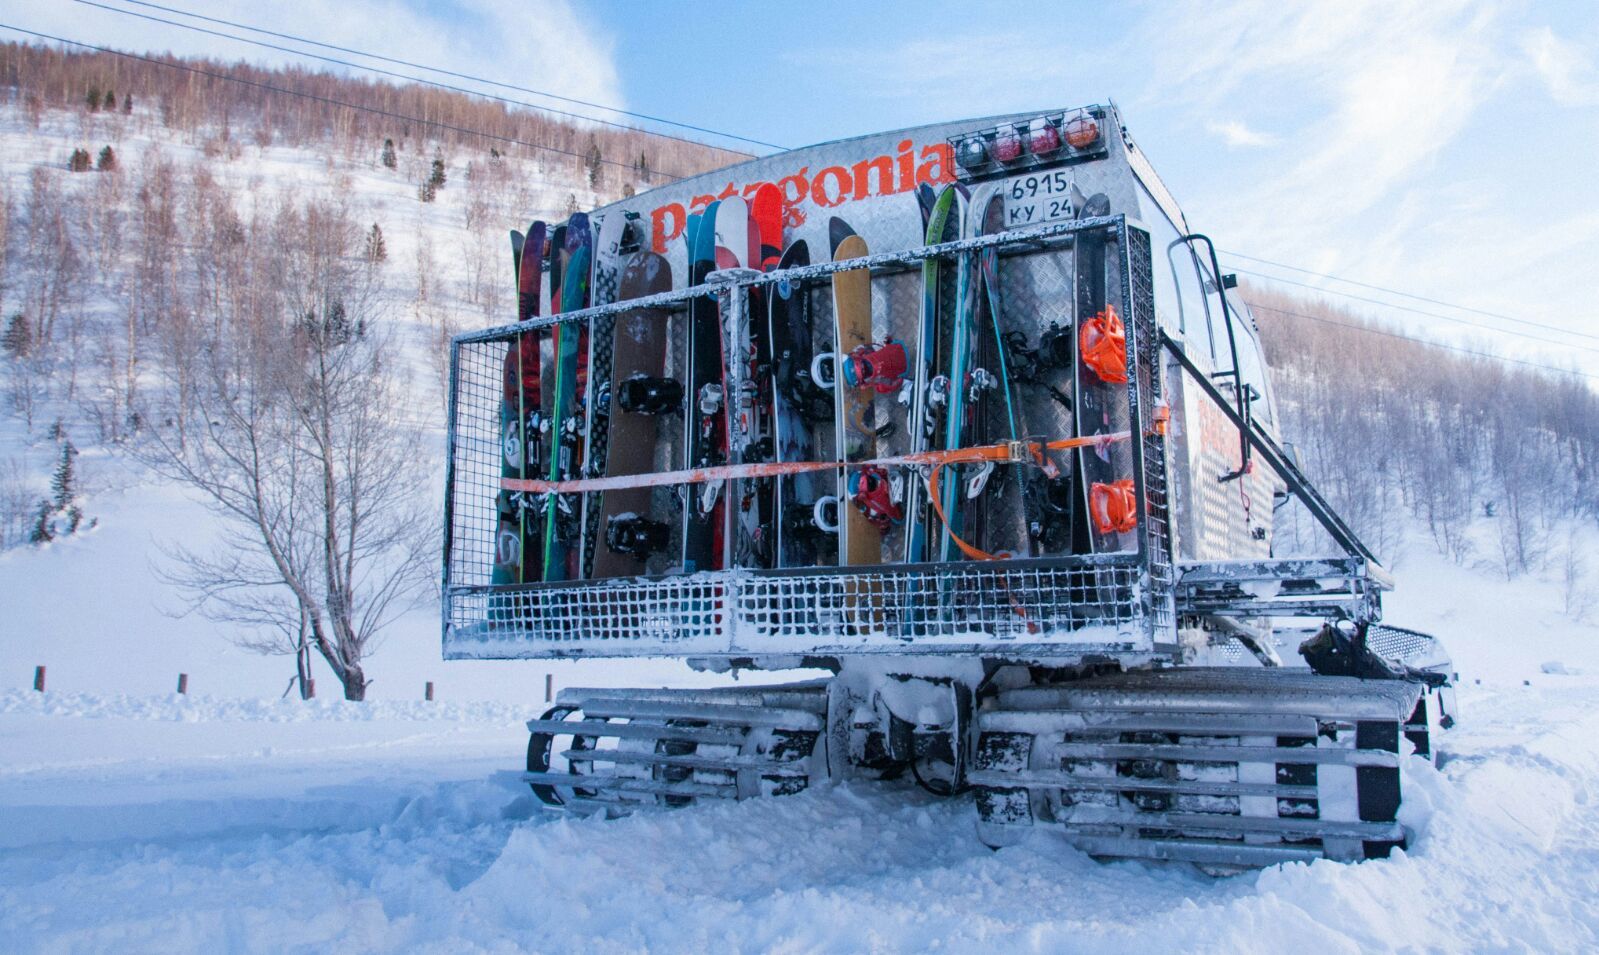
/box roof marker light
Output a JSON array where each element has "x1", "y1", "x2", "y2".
[
  {"x1": 957, "y1": 136, "x2": 988, "y2": 169},
  {"x1": 1063, "y1": 111, "x2": 1099, "y2": 150},
  {"x1": 1028, "y1": 118, "x2": 1061, "y2": 155},
  {"x1": 992, "y1": 125, "x2": 1023, "y2": 162}
]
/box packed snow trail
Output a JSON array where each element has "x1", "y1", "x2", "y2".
[{"x1": 2, "y1": 684, "x2": 1598, "y2": 953}]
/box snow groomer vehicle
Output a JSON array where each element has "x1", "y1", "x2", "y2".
[{"x1": 441, "y1": 102, "x2": 1456, "y2": 868}]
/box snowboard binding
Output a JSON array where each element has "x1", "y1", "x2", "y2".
[
  {"x1": 1080, "y1": 306, "x2": 1128, "y2": 384},
  {"x1": 605, "y1": 514, "x2": 671, "y2": 561},
  {"x1": 1088, "y1": 478, "x2": 1138, "y2": 535},
  {"x1": 617, "y1": 375, "x2": 685, "y2": 416},
  {"x1": 848, "y1": 465, "x2": 905, "y2": 532}
]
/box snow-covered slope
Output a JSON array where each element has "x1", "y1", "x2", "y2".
[{"x1": 2, "y1": 544, "x2": 1597, "y2": 952}]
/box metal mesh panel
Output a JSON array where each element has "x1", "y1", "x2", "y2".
[
  {"x1": 444, "y1": 217, "x2": 1167, "y2": 660},
  {"x1": 446, "y1": 554, "x2": 1145, "y2": 658},
  {"x1": 446, "y1": 338, "x2": 508, "y2": 590},
  {"x1": 1122, "y1": 225, "x2": 1175, "y2": 638}
]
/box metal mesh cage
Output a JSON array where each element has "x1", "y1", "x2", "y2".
[{"x1": 442, "y1": 217, "x2": 1173, "y2": 660}]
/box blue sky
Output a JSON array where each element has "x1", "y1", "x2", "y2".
[{"x1": 14, "y1": 0, "x2": 1599, "y2": 375}]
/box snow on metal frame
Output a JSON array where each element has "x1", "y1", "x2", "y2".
[{"x1": 442, "y1": 219, "x2": 1170, "y2": 661}]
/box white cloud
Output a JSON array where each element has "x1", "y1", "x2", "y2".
[
  {"x1": 1521, "y1": 27, "x2": 1599, "y2": 106},
  {"x1": 1205, "y1": 119, "x2": 1276, "y2": 148},
  {"x1": 12, "y1": 0, "x2": 625, "y2": 118}
]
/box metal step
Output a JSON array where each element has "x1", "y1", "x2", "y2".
[
  {"x1": 1056, "y1": 807, "x2": 1405, "y2": 841},
  {"x1": 1051, "y1": 741, "x2": 1398, "y2": 768},
  {"x1": 521, "y1": 770, "x2": 735, "y2": 801},
  {"x1": 558, "y1": 748, "x2": 809, "y2": 776},
  {"x1": 966, "y1": 768, "x2": 1317, "y2": 799},
  {"x1": 979, "y1": 710, "x2": 1324, "y2": 737},
  {"x1": 1065, "y1": 834, "x2": 1326, "y2": 868},
  {"x1": 571, "y1": 698, "x2": 826, "y2": 729},
  {"x1": 526, "y1": 718, "x2": 749, "y2": 746}
]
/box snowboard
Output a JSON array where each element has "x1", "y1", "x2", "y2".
[
  {"x1": 768, "y1": 238, "x2": 832, "y2": 567},
  {"x1": 577, "y1": 211, "x2": 635, "y2": 579},
  {"x1": 903, "y1": 185, "x2": 958, "y2": 564},
  {"x1": 541, "y1": 214, "x2": 593, "y2": 581},
  {"x1": 828, "y1": 219, "x2": 882, "y2": 567},
  {"x1": 681, "y1": 200, "x2": 726, "y2": 574},
  {"x1": 1072, "y1": 192, "x2": 1137, "y2": 553},
  {"x1": 973, "y1": 189, "x2": 1029, "y2": 558},
  {"x1": 493, "y1": 223, "x2": 546, "y2": 591},
  {"x1": 591, "y1": 250, "x2": 676, "y2": 578}
]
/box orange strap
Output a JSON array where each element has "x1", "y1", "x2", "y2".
[{"x1": 501, "y1": 431, "x2": 1132, "y2": 496}]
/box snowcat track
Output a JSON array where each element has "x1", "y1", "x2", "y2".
[
  {"x1": 971, "y1": 668, "x2": 1426, "y2": 868},
  {"x1": 524, "y1": 683, "x2": 828, "y2": 814}
]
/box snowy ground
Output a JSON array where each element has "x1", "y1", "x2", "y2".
[{"x1": 4, "y1": 535, "x2": 1599, "y2": 952}]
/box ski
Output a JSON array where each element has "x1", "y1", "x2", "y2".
[{"x1": 903, "y1": 185, "x2": 958, "y2": 563}]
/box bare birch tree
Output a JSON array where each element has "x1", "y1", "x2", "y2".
[{"x1": 139, "y1": 196, "x2": 433, "y2": 700}]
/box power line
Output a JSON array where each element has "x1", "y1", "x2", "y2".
[
  {"x1": 1245, "y1": 301, "x2": 1599, "y2": 383},
  {"x1": 1222, "y1": 248, "x2": 1594, "y2": 341},
  {"x1": 0, "y1": 23, "x2": 694, "y2": 180},
  {"x1": 70, "y1": 0, "x2": 751, "y2": 157},
  {"x1": 1229, "y1": 266, "x2": 1599, "y2": 355},
  {"x1": 1225, "y1": 260, "x2": 1599, "y2": 345},
  {"x1": 106, "y1": 0, "x2": 782, "y2": 153}
]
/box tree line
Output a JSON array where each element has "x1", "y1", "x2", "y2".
[{"x1": 1249, "y1": 285, "x2": 1597, "y2": 611}]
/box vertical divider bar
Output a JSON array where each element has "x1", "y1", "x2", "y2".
[{"x1": 442, "y1": 336, "x2": 462, "y2": 641}]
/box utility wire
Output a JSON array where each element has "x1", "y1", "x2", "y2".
[
  {"x1": 0, "y1": 23, "x2": 693, "y2": 180},
  {"x1": 1245, "y1": 301, "x2": 1599, "y2": 383},
  {"x1": 1222, "y1": 248, "x2": 1595, "y2": 341},
  {"x1": 70, "y1": 0, "x2": 751, "y2": 157},
  {"x1": 1229, "y1": 266, "x2": 1599, "y2": 355},
  {"x1": 105, "y1": 0, "x2": 782, "y2": 152}
]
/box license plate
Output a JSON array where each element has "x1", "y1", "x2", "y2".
[{"x1": 1001, "y1": 169, "x2": 1076, "y2": 228}]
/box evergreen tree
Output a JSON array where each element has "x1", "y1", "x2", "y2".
[
  {"x1": 97, "y1": 145, "x2": 117, "y2": 172},
  {"x1": 29, "y1": 500, "x2": 53, "y2": 544},
  {"x1": 381, "y1": 138, "x2": 397, "y2": 169},
  {"x1": 585, "y1": 137, "x2": 602, "y2": 188},
  {"x1": 1, "y1": 313, "x2": 30, "y2": 358},
  {"x1": 86, "y1": 87, "x2": 101, "y2": 112},
  {"x1": 365, "y1": 223, "x2": 387, "y2": 262},
  {"x1": 68, "y1": 148, "x2": 92, "y2": 172},
  {"x1": 51, "y1": 442, "x2": 77, "y2": 509},
  {"x1": 636, "y1": 151, "x2": 650, "y2": 184},
  {"x1": 429, "y1": 155, "x2": 447, "y2": 188},
  {"x1": 104, "y1": 90, "x2": 116, "y2": 111},
  {"x1": 418, "y1": 179, "x2": 436, "y2": 203},
  {"x1": 122, "y1": 93, "x2": 133, "y2": 114}
]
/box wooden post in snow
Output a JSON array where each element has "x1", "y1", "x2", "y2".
[
  {"x1": 177, "y1": 673, "x2": 188, "y2": 695},
  {"x1": 425, "y1": 681, "x2": 435, "y2": 702},
  {"x1": 545, "y1": 673, "x2": 553, "y2": 703},
  {"x1": 33, "y1": 666, "x2": 45, "y2": 692}
]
